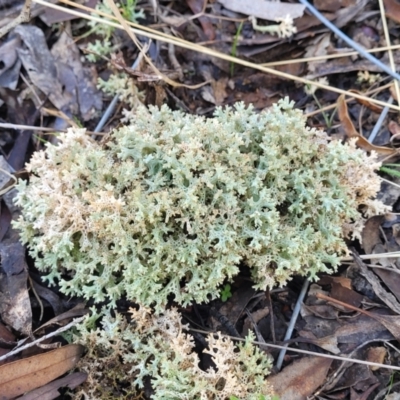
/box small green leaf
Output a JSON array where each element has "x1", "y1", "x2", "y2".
[
  {"x1": 382, "y1": 163, "x2": 400, "y2": 168},
  {"x1": 220, "y1": 284, "x2": 232, "y2": 302},
  {"x1": 380, "y1": 166, "x2": 400, "y2": 179}
]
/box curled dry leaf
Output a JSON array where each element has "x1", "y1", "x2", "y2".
[
  {"x1": 348, "y1": 89, "x2": 390, "y2": 114},
  {"x1": 337, "y1": 94, "x2": 396, "y2": 155},
  {"x1": 0, "y1": 344, "x2": 84, "y2": 399}
]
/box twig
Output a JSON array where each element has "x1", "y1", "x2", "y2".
[
  {"x1": 276, "y1": 278, "x2": 310, "y2": 370},
  {"x1": 0, "y1": 316, "x2": 86, "y2": 362},
  {"x1": 369, "y1": 97, "x2": 393, "y2": 143},
  {"x1": 368, "y1": 0, "x2": 399, "y2": 143},
  {"x1": 341, "y1": 251, "x2": 400, "y2": 262},
  {"x1": 0, "y1": 0, "x2": 32, "y2": 39},
  {"x1": 0, "y1": 122, "x2": 104, "y2": 136},
  {"x1": 378, "y1": 0, "x2": 400, "y2": 100}
]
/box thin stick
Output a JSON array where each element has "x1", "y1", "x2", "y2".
[
  {"x1": 378, "y1": 0, "x2": 400, "y2": 103},
  {"x1": 341, "y1": 251, "x2": 400, "y2": 262},
  {"x1": 0, "y1": 122, "x2": 104, "y2": 136},
  {"x1": 0, "y1": 316, "x2": 86, "y2": 362},
  {"x1": 276, "y1": 278, "x2": 309, "y2": 370}
]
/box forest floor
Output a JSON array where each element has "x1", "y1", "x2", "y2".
[{"x1": 1, "y1": 0, "x2": 400, "y2": 399}]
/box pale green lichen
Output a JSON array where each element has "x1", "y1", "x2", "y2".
[
  {"x1": 13, "y1": 98, "x2": 388, "y2": 311},
  {"x1": 97, "y1": 73, "x2": 145, "y2": 108},
  {"x1": 85, "y1": 0, "x2": 145, "y2": 62},
  {"x1": 73, "y1": 306, "x2": 274, "y2": 400}
]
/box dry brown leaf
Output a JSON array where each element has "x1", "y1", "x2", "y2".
[
  {"x1": 297, "y1": 330, "x2": 341, "y2": 354},
  {"x1": 339, "y1": 363, "x2": 379, "y2": 395},
  {"x1": 366, "y1": 347, "x2": 387, "y2": 371},
  {"x1": 302, "y1": 303, "x2": 339, "y2": 320},
  {"x1": 333, "y1": 316, "x2": 394, "y2": 344},
  {"x1": 361, "y1": 216, "x2": 384, "y2": 254},
  {"x1": 17, "y1": 371, "x2": 87, "y2": 400},
  {"x1": 317, "y1": 292, "x2": 400, "y2": 342},
  {"x1": 318, "y1": 275, "x2": 353, "y2": 290},
  {"x1": 384, "y1": 0, "x2": 400, "y2": 24},
  {"x1": 0, "y1": 344, "x2": 84, "y2": 399},
  {"x1": 299, "y1": 314, "x2": 394, "y2": 355},
  {"x1": 14, "y1": 25, "x2": 70, "y2": 112},
  {"x1": 330, "y1": 282, "x2": 364, "y2": 308},
  {"x1": 337, "y1": 95, "x2": 396, "y2": 155},
  {"x1": 348, "y1": 89, "x2": 387, "y2": 113},
  {"x1": 389, "y1": 120, "x2": 400, "y2": 137},
  {"x1": 267, "y1": 357, "x2": 332, "y2": 400}
]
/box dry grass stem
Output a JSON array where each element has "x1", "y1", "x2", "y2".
[{"x1": 378, "y1": 0, "x2": 400, "y2": 102}]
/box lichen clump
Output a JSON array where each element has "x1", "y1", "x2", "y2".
[
  {"x1": 14, "y1": 99, "x2": 386, "y2": 310},
  {"x1": 74, "y1": 307, "x2": 274, "y2": 399}
]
